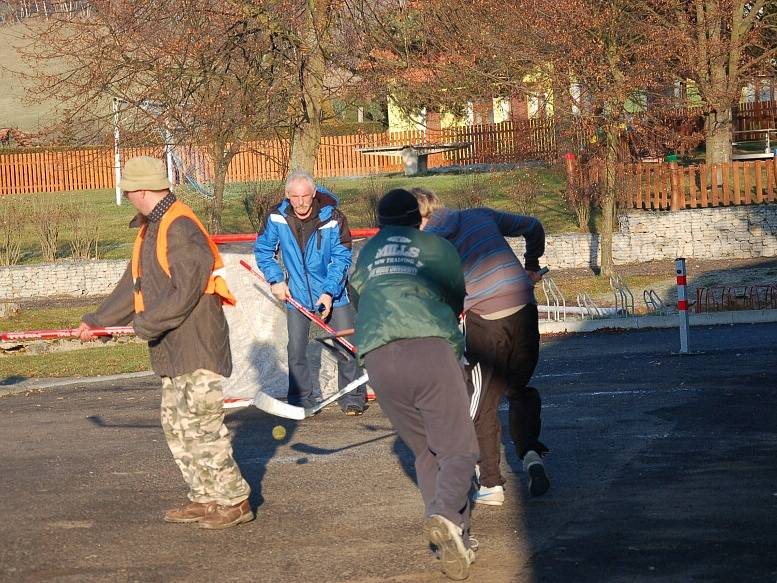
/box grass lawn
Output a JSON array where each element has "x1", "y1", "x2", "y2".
[
  {"x1": 3, "y1": 166, "x2": 578, "y2": 264},
  {"x1": 0, "y1": 165, "x2": 579, "y2": 380},
  {"x1": 0, "y1": 23, "x2": 59, "y2": 133},
  {"x1": 550, "y1": 274, "x2": 664, "y2": 302},
  {"x1": 0, "y1": 303, "x2": 150, "y2": 379},
  {"x1": 0, "y1": 304, "x2": 98, "y2": 331},
  {"x1": 0, "y1": 342, "x2": 149, "y2": 379}
]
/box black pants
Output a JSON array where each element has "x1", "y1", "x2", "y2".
[
  {"x1": 365, "y1": 338, "x2": 479, "y2": 532},
  {"x1": 465, "y1": 304, "x2": 547, "y2": 488}
]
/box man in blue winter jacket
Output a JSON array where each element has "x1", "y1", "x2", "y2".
[{"x1": 254, "y1": 170, "x2": 366, "y2": 415}]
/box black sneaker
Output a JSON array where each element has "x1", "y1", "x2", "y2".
[
  {"x1": 344, "y1": 405, "x2": 364, "y2": 416},
  {"x1": 527, "y1": 461, "x2": 550, "y2": 497}
]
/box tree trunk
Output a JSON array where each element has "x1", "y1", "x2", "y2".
[
  {"x1": 208, "y1": 138, "x2": 235, "y2": 234},
  {"x1": 210, "y1": 165, "x2": 226, "y2": 234},
  {"x1": 289, "y1": 0, "x2": 327, "y2": 173},
  {"x1": 290, "y1": 111, "x2": 322, "y2": 173},
  {"x1": 704, "y1": 107, "x2": 733, "y2": 164},
  {"x1": 599, "y1": 124, "x2": 619, "y2": 277},
  {"x1": 553, "y1": 79, "x2": 577, "y2": 157}
]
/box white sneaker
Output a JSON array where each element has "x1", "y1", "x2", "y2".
[
  {"x1": 472, "y1": 484, "x2": 504, "y2": 506},
  {"x1": 425, "y1": 515, "x2": 472, "y2": 581}
]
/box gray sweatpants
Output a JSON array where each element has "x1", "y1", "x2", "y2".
[{"x1": 364, "y1": 337, "x2": 479, "y2": 532}]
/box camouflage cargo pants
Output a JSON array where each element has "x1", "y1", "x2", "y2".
[{"x1": 161, "y1": 369, "x2": 250, "y2": 506}]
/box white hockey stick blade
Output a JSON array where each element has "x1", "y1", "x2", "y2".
[
  {"x1": 253, "y1": 391, "x2": 306, "y2": 420},
  {"x1": 304, "y1": 373, "x2": 370, "y2": 417}
]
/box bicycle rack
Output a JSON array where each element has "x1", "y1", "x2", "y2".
[
  {"x1": 695, "y1": 284, "x2": 777, "y2": 312},
  {"x1": 749, "y1": 284, "x2": 777, "y2": 310},
  {"x1": 643, "y1": 288, "x2": 667, "y2": 315},
  {"x1": 541, "y1": 277, "x2": 566, "y2": 322},
  {"x1": 695, "y1": 286, "x2": 723, "y2": 313},
  {"x1": 609, "y1": 273, "x2": 634, "y2": 317},
  {"x1": 576, "y1": 292, "x2": 602, "y2": 319}
]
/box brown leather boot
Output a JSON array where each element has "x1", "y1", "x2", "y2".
[
  {"x1": 164, "y1": 501, "x2": 215, "y2": 523},
  {"x1": 198, "y1": 499, "x2": 254, "y2": 530}
]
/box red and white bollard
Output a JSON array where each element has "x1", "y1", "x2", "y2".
[{"x1": 675, "y1": 258, "x2": 690, "y2": 354}]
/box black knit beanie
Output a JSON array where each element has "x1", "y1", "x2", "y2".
[{"x1": 377, "y1": 188, "x2": 422, "y2": 227}]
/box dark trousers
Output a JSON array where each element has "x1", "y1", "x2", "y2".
[
  {"x1": 465, "y1": 304, "x2": 547, "y2": 488},
  {"x1": 286, "y1": 304, "x2": 365, "y2": 409},
  {"x1": 365, "y1": 338, "x2": 479, "y2": 532}
]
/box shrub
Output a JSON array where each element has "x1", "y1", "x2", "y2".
[
  {"x1": 566, "y1": 182, "x2": 598, "y2": 231},
  {"x1": 452, "y1": 173, "x2": 487, "y2": 210},
  {"x1": 0, "y1": 197, "x2": 22, "y2": 266},
  {"x1": 65, "y1": 198, "x2": 100, "y2": 259},
  {"x1": 504, "y1": 170, "x2": 540, "y2": 215},
  {"x1": 243, "y1": 181, "x2": 281, "y2": 232},
  {"x1": 29, "y1": 194, "x2": 67, "y2": 262},
  {"x1": 362, "y1": 176, "x2": 389, "y2": 227},
  {"x1": 563, "y1": 161, "x2": 600, "y2": 231}
]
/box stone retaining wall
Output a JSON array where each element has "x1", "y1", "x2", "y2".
[
  {"x1": 615, "y1": 205, "x2": 777, "y2": 264},
  {"x1": 3, "y1": 204, "x2": 776, "y2": 300},
  {"x1": 0, "y1": 260, "x2": 126, "y2": 301},
  {"x1": 510, "y1": 204, "x2": 777, "y2": 270}
]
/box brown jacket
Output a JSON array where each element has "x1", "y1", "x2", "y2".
[{"x1": 83, "y1": 210, "x2": 232, "y2": 378}]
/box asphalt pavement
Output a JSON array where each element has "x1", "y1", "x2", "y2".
[{"x1": 1, "y1": 323, "x2": 775, "y2": 582}]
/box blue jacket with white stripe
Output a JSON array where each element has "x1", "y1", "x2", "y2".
[{"x1": 253, "y1": 187, "x2": 353, "y2": 311}]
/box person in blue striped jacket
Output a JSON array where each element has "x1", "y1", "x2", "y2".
[{"x1": 413, "y1": 187, "x2": 550, "y2": 505}]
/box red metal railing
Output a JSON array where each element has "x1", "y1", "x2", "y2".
[{"x1": 211, "y1": 228, "x2": 378, "y2": 245}]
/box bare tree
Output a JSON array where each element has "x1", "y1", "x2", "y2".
[
  {"x1": 19, "y1": 0, "x2": 299, "y2": 232},
  {"x1": 655, "y1": 0, "x2": 777, "y2": 164},
  {"x1": 352, "y1": 0, "x2": 682, "y2": 275},
  {"x1": 285, "y1": 0, "x2": 377, "y2": 172}
]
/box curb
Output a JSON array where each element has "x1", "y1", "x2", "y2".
[
  {"x1": 0, "y1": 370, "x2": 155, "y2": 398},
  {"x1": 539, "y1": 309, "x2": 777, "y2": 334}
]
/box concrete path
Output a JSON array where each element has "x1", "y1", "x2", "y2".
[{"x1": 1, "y1": 323, "x2": 776, "y2": 582}]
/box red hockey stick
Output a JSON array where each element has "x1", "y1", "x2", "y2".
[
  {"x1": 0, "y1": 326, "x2": 135, "y2": 342},
  {"x1": 238, "y1": 259, "x2": 357, "y2": 355}
]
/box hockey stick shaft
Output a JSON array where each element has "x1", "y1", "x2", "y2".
[
  {"x1": 318, "y1": 328, "x2": 354, "y2": 340},
  {"x1": 0, "y1": 326, "x2": 134, "y2": 342},
  {"x1": 239, "y1": 260, "x2": 357, "y2": 354},
  {"x1": 244, "y1": 372, "x2": 370, "y2": 420},
  {"x1": 304, "y1": 373, "x2": 370, "y2": 417}
]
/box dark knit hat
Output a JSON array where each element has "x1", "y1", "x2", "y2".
[{"x1": 377, "y1": 188, "x2": 422, "y2": 227}]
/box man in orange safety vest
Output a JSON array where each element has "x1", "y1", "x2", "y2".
[{"x1": 78, "y1": 156, "x2": 252, "y2": 530}]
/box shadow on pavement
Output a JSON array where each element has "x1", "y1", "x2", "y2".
[{"x1": 501, "y1": 324, "x2": 777, "y2": 582}]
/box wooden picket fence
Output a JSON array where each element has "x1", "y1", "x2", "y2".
[
  {"x1": 569, "y1": 157, "x2": 777, "y2": 211},
  {"x1": 735, "y1": 100, "x2": 777, "y2": 141},
  {"x1": 0, "y1": 146, "x2": 164, "y2": 195},
  {"x1": 666, "y1": 99, "x2": 777, "y2": 142},
  {"x1": 0, "y1": 119, "x2": 556, "y2": 195}
]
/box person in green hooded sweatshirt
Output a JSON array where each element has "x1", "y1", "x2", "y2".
[{"x1": 349, "y1": 189, "x2": 480, "y2": 581}]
